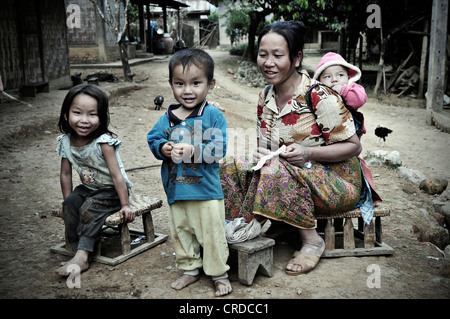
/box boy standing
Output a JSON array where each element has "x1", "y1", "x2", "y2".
[{"x1": 147, "y1": 48, "x2": 231, "y2": 297}]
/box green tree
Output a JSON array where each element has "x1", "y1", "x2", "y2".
[{"x1": 223, "y1": 8, "x2": 250, "y2": 47}]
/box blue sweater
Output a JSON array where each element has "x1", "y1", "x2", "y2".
[{"x1": 147, "y1": 101, "x2": 228, "y2": 204}]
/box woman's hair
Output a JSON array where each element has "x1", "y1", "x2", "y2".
[
  {"x1": 168, "y1": 48, "x2": 215, "y2": 83},
  {"x1": 258, "y1": 20, "x2": 306, "y2": 69},
  {"x1": 58, "y1": 84, "x2": 115, "y2": 139}
]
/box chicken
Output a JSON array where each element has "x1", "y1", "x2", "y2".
[
  {"x1": 375, "y1": 125, "x2": 393, "y2": 147},
  {"x1": 154, "y1": 95, "x2": 164, "y2": 110}
]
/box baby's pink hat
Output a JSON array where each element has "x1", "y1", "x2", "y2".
[{"x1": 313, "y1": 52, "x2": 362, "y2": 85}]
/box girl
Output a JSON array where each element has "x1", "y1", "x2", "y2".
[{"x1": 55, "y1": 84, "x2": 134, "y2": 276}]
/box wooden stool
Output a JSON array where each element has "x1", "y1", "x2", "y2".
[
  {"x1": 229, "y1": 236, "x2": 275, "y2": 286},
  {"x1": 51, "y1": 194, "x2": 168, "y2": 265},
  {"x1": 316, "y1": 206, "x2": 394, "y2": 258}
]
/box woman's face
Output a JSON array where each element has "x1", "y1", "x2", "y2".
[{"x1": 257, "y1": 32, "x2": 301, "y2": 86}]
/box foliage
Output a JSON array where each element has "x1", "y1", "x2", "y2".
[{"x1": 223, "y1": 8, "x2": 250, "y2": 45}]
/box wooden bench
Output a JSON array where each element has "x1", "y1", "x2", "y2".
[
  {"x1": 229, "y1": 236, "x2": 275, "y2": 286},
  {"x1": 21, "y1": 81, "x2": 49, "y2": 97},
  {"x1": 316, "y1": 206, "x2": 394, "y2": 258},
  {"x1": 51, "y1": 194, "x2": 168, "y2": 266}
]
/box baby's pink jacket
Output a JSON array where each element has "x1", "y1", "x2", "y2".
[{"x1": 339, "y1": 82, "x2": 367, "y2": 110}]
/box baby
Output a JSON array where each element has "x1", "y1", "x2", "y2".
[{"x1": 313, "y1": 52, "x2": 366, "y2": 136}]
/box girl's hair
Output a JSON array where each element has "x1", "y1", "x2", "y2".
[
  {"x1": 168, "y1": 48, "x2": 214, "y2": 83},
  {"x1": 258, "y1": 20, "x2": 306, "y2": 69},
  {"x1": 58, "y1": 84, "x2": 116, "y2": 139}
]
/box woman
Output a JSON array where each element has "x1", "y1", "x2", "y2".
[{"x1": 220, "y1": 21, "x2": 381, "y2": 275}]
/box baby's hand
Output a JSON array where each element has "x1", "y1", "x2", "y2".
[
  {"x1": 331, "y1": 84, "x2": 343, "y2": 93},
  {"x1": 162, "y1": 141, "x2": 174, "y2": 158},
  {"x1": 120, "y1": 205, "x2": 135, "y2": 223}
]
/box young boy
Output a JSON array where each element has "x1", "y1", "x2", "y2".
[
  {"x1": 147, "y1": 48, "x2": 232, "y2": 297},
  {"x1": 313, "y1": 52, "x2": 367, "y2": 136}
]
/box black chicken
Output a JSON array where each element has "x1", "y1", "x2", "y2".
[
  {"x1": 375, "y1": 125, "x2": 393, "y2": 147},
  {"x1": 154, "y1": 95, "x2": 164, "y2": 110}
]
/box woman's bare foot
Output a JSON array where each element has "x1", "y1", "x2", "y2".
[
  {"x1": 214, "y1": 278, "x2": 232, "y2": 297},
  {"x1": 171, "y1": 274, "x2": 200, "y2": 290},
  {"x1": 55, "y1": 250, "x2": 89, "y2": 276}
]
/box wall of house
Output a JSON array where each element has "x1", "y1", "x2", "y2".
[{"x1": 0, "y1": 0, "x2": 70, "y2": 91}]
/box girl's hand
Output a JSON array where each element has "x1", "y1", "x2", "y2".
[
  {"x1": 171, "y1": 143, "x2": 194, "y2": 163},
  {"x1": 57, "y1": 206, "x2": 64, "y2": 218},
  {"x1": 280, "y1": 143, "x2": 310, "y2": 167},
  {"x1": 162, "y1": 141, "x2": 174, "y2": 158},
  {"x1": 119, "y1": 205, "x2": 135, "y2": 223}
]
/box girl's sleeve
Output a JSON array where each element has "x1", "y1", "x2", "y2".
[
  {"x1": 147, "y1": 116, "x2": 170, "y2": 160},
  {"x1": 96, "y1": 134, "x2": 122, "y2": 150},
  {"x1": 56, "y1": 134, "x2": 68, "y2": 158},
  {"x1": 308, "y1": 84, "x2": 356, "y2": 145}
]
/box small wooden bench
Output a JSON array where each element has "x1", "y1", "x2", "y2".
[
  {"x1": 229, "y1": 236, "x2": 275, "y2": 286},
  {"x1": 316, "y1": 206, "x2": 394, "y2": 258},
  {"x1": 51, "y1": 194, "x2": 168, "y2": 266},
  {"x1": 21, "y1": 81, "x2": 49, "y2": 97}
]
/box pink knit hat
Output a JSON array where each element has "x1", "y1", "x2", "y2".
[{"x1": 313, "y1": 52, "x2": 362, "y2": 85}]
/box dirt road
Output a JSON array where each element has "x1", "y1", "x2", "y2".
[{"x1": 0, "y1": 50, "x2": 449, "y2": 304}]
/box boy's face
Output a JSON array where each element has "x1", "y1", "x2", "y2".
[
  {"x1": 169, "y1": 63, "x2": 215, "y2": 109},
  {"x1": 319, "y1": 65, "x2": 349, "y2": 89}
]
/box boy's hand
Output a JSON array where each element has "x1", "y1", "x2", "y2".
[
  {"x1": 57, "y1": 206, "x2": 64, "y2": 218},
  {"x1": 162, "y1": 141, "x2": 174, "y2": 158},
  {"x1": 171, "y1": 143, "x2": 194, "y2": 163},
  {"x1": 120, "y1": 205, "x2": 135, "y2": 223}
]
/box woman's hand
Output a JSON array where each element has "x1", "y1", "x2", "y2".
[
  {"x1": 252, "y1": 147, "x2": 272, "y2": 163},
  {"x1": 280, "y1": 143, "x2": 310, "y2": 167}
]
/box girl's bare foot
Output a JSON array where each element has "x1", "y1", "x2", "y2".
[
  {"x1": 171, "y1": 274, "x2": 199, "y2": 290},
  {"x1": 55, "y1": 250, "x2": 89, "y2": 276},
  {"x1": 214, "y1": 278, "x2": 232, "y2": 297}
]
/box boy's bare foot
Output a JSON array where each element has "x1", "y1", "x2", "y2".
[
  {"x1": 171, "y1": 274, "x2": 199, "y2": 290},
  {"x1": 55, "y1": 250, "x2": 89, "y2": 276},
  {"x1": 214, "y1": 278, "x2": 232, "y2": 297}
]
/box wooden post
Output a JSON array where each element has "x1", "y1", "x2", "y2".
[
  {"x1": 426, "y1": 0, "x2": 448, "y2": 125},
  {"x1": 418, "y1": 19, "x2": 429, "y2": 98},
  {"x1": 343, "y1": 218, "x2": 355, "y2": 250},
  {"x1": 324, "y1": 219, "x2": 335, "y2": 250}
]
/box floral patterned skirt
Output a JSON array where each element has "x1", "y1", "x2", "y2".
[{"x1": 219, "y1": 155, "x2": 362, "y2": 229}]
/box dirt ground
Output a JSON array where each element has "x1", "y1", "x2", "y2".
[{"x1": 0, "y1": 50, "x2": 449, "y2": 305}]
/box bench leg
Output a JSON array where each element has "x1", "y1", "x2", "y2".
[
  {"x1": 364, "y1": 218, "x2": 375, "y2": 248},
  {"x1": 324, "y1": 219, "x2": 335, "y2": 250},
  {"x1": 237, "y1": 247, "x2": 273, "y2": 286},
  {"x1": 120, "y1": 223, "x2": 131, "y2": 254},
  {"x1": 142, "y1": 212, "x2": 155, "y2": 242},
  {"x1": 343, "y1": 218, "x2": 355, "y2": 250}
]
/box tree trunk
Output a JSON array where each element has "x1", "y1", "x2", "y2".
[{"x1": 119, "y1": 39, "x2": 132, "y2": 82}]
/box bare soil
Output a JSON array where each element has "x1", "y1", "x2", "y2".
[{"x1": 0, "y1": 50, "x2": 449, "y2": 304}]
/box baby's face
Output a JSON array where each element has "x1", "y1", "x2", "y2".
[{"x1": 319, "y1": 65, "x2": 349, "y2": 89}]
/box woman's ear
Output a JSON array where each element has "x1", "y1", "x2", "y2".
[{"x1": 295, "y1": 51, "x2": 303, "y2": 68}]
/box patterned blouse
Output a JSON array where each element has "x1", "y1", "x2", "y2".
[{"x1": 256, "y1": 70, "x2": 356, "y2": 151}]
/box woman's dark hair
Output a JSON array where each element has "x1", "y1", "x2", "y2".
[
  {"x1": 58, "y1": 84, "x2": 115, "y2": 139},
  {"x1": 168, "y1": 48, "x2": 215, "y2": 83},
  {"x1": 258, "y1": 20, "x2": 306, "y2": 68}
]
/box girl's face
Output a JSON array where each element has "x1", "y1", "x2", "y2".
[
  {"x1": 68, "y1": 94, "x2": 100, "y2": 142},
  {"x1": 169, "y1": 63, "x2": 215, "y2": 109},
  {"x1": 257, "y1": 32, "x2": 302, "y2": 86}
]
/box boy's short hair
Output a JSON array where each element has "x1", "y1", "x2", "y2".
[{"x1": 168, "y1": 48, "x2": 214, "y2": 83}]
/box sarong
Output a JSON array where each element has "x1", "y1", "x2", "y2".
[{"x1": 219, "y1": 155, "x2": 362, "y2": 229}]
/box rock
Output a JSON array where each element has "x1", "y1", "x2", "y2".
[
  {"x1": 419, "y1": 178, "x2": 448, "y2": 195},
  {"x1": 398, "y1": 167, "x2": 426, "y2": 184},
  {"x1": 363, "y1": 150, "x2": 402, "y2": 168},
  {"x1": 444, "y1": 245, "x2": 450, "y2": 260}
]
